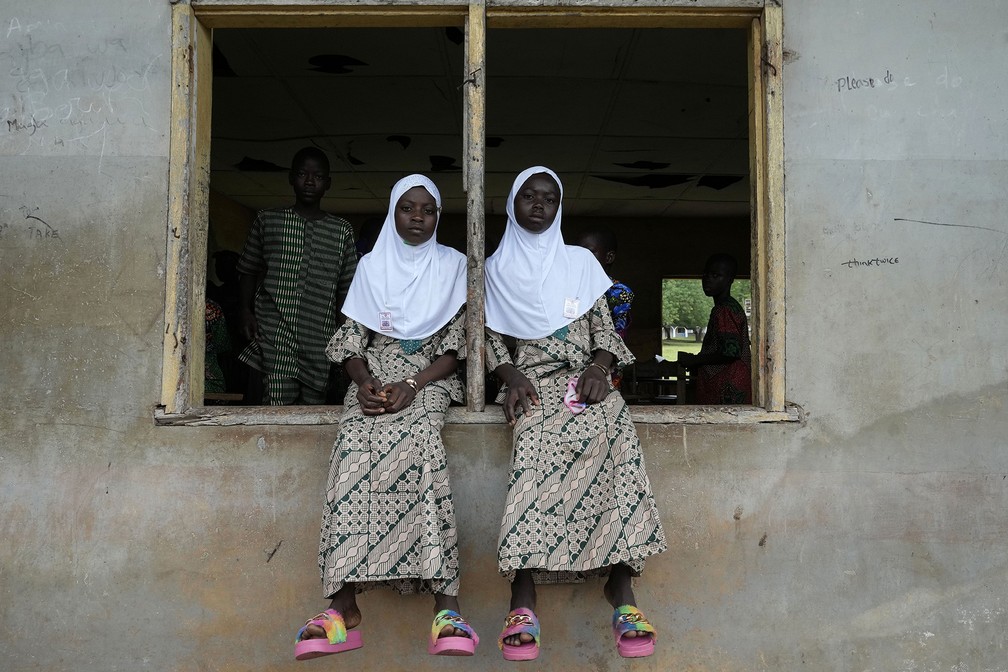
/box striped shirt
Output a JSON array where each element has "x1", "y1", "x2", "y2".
[{"x1": 237, "y1": 208, "x2": 357, "y2": 391}]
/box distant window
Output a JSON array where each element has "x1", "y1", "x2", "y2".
[{"x1": 660, "y1": 277, "x2": 751, "y2": 362}]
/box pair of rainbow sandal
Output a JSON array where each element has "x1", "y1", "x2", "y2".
[
  {"x1": 294, "y1": 608, "x2": 479, "y2": 660},
  {"x1": 498, "y1": 605, "x2": 656, "y2": 660}
]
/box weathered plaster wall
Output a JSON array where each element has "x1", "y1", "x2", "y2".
[
  {"x1": 777, "y1": 1, "x2": 1008, "y2": 668},
  {"x1": 1, "y1": 2, "x2": 1007, "y2": 672}
]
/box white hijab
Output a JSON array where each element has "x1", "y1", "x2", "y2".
[
  {"x1": 341, "y1": 174, "x2": 466, "y2": 340},
  {"x1": 485, "y1": 166, "x2": 612, "y2": 340}
]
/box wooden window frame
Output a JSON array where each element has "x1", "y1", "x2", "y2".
[{"x1": 156, "y1": 1, "x2": 795, "y2": 426}]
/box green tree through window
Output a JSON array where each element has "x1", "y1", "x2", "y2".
[{"x1": 662, "y1": 278, "x2": 751, "y2": 341}]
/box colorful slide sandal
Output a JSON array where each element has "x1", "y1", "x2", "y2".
[
  {"x1": 498, "y1": 607, "x2": 541, "y2": 661},
  {"x1": 294, "y1": 609, "x2": 363, "y2": 660},
  {"x1": 612, "y1": 605, "x2": 656, "y2": 658},
  {"x1": 427, "y1": 609, "x2": 480, "y2": 656}
]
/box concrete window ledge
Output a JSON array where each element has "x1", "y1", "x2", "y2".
[{"x1": 153, "y1": 404, "x2": 802, "y2": 426}]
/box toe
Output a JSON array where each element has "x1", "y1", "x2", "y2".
[
  {"x1": 438, "y1": 624, "x2": 472, "y2": 640},
  {"x1": 503, "y1": 632, "x2": 534, "y2": 647},
  {"x1": 303, "y1": 623, "x2": 326, "y2": 640}
]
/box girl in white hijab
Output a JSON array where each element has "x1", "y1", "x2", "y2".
[
  {"x1": 342, "y1": 174, "x2": 466, "y2": 340},
  {"x1": 485, "y1": 166, "x2": 613, "y2": 340},
  {"x1": 296, "y1": 175, "x2": 479, "y2": 660},
  {"x1": 485, "y1": 167, "x2": 666, "y2": 661}
]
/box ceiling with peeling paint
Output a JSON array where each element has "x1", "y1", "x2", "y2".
[{"x1": 210, "y1": 26, "x2": 750, "y2": 219}]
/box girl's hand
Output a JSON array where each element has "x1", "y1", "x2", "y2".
[
  {"x1": 576, "y1": 362, "x2": 610, "y2": 405},
  {"x1": 380, "y1": 381, "x2": 417, "y2": 414},
  {"x1": 357, "y1": 376, "x2": 388, "y2": 415},
  {"x1": 503, "y1": 374, "x2": 539, "y2": 426}
]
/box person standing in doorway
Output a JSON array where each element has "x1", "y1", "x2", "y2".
[{"x1": 236, "y1": 146, "x2": 357, "y2": 405}]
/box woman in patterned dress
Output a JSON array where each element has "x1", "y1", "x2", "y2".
[
  {"x1": 294, "y1": 175, "x2": 479, "y2": 660},
  {"x1": 484, "y1": 167, "x2": 667, "y2": 660}
]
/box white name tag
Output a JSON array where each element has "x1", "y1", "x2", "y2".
[
  {"x1": 378, "y1": 311, "x2": 393, "y2": 332},
  {"x1": 563, "y1": 298, "x2": 580, "y2": 319}
]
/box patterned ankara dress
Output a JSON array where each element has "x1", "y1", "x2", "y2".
[
  {"x1": 318, "y1": 308, "x2": 466, "y2": 598},
  {"x1": 694, "y1": 296, "x2": 752, "y2": 405},
  {"x1": 487, "y1": 297, "x2": 667, "y2": 582}
]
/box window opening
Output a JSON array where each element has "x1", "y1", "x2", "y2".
[
  {"x1": 485, "y1": 27, "x2": 751, "y2": 406},
  {"x1": 160, "y1": 4, "x2": 789, "y2": 425},
  {"x1": 206, "y1": 26, "x2": 468, "y2": 406}
]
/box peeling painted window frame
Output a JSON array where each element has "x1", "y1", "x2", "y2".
[{"x1": 157, "y1": 1, "x2": 795, "y2": 426}]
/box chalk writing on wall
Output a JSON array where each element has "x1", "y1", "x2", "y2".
[{"x1": 0, "y1": 16, "x2": 162, "y2": 158}]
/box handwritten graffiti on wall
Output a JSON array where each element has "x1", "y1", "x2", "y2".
[
  {"x1": 0, "y1": 16, "x2": 163, "y2": 159},
  {"x1": 832, "y1": 65, "x2": 963, "y2": 120},
  {"x1": 21, "y1": 205, "x2": 60, "y2": 240},
  {"x1": 837, "y1": 220, "x2": 1008, "y2": 271},
  {"x1": 841, "y1": 256, "x2": 898, "y2": 269},
  {"x1": 0, "y1": 205, "x2": 61, "y2": 242}
]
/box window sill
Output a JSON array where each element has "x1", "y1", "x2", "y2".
[{"x1": 154, "y1": 403, "x2": 802, "y2": 426}]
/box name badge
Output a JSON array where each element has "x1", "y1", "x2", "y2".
[
  {"x1": 563, "y1": 298, "x2": 580, "y2": 319},
  {"x1": 378, "y1": 311, "x2": 393, "y2": 332}
]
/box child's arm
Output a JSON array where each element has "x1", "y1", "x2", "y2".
[
  {"x1": 235, "y1": 213, "x2": 266, "y2": 342},
  {"x1": 380, "y1": 351, "x2": 459, "y2": 415},
  {"x1": 237, "y1": 272, "x2": 260, "y2": 341},
  {"x1": 575, "y1": 350, "x2": 615, "y2": 405},
  {"x1": 580, "y1": 295, "x2": 632, "y2": 404},
  {"x1": 494, "y1": 363, "x2": 539, "y2": 427},
  {"x1": 344, "y1": 356, "x2": 387, "y2": 415},
  {"x1": 677, "y1": 350, "x2": 736, "y2": 367},
  {"x1": 484, "y1": 326, "x2": 538, "y2": 426}
]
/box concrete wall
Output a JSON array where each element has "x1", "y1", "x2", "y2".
[{"x1": 2, "y1": 2, "x2": 1007, "y2": 672}]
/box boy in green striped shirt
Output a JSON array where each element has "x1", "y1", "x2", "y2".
[{"x1": 237, "y1": 147, "x2": 357, "y2": 404}]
